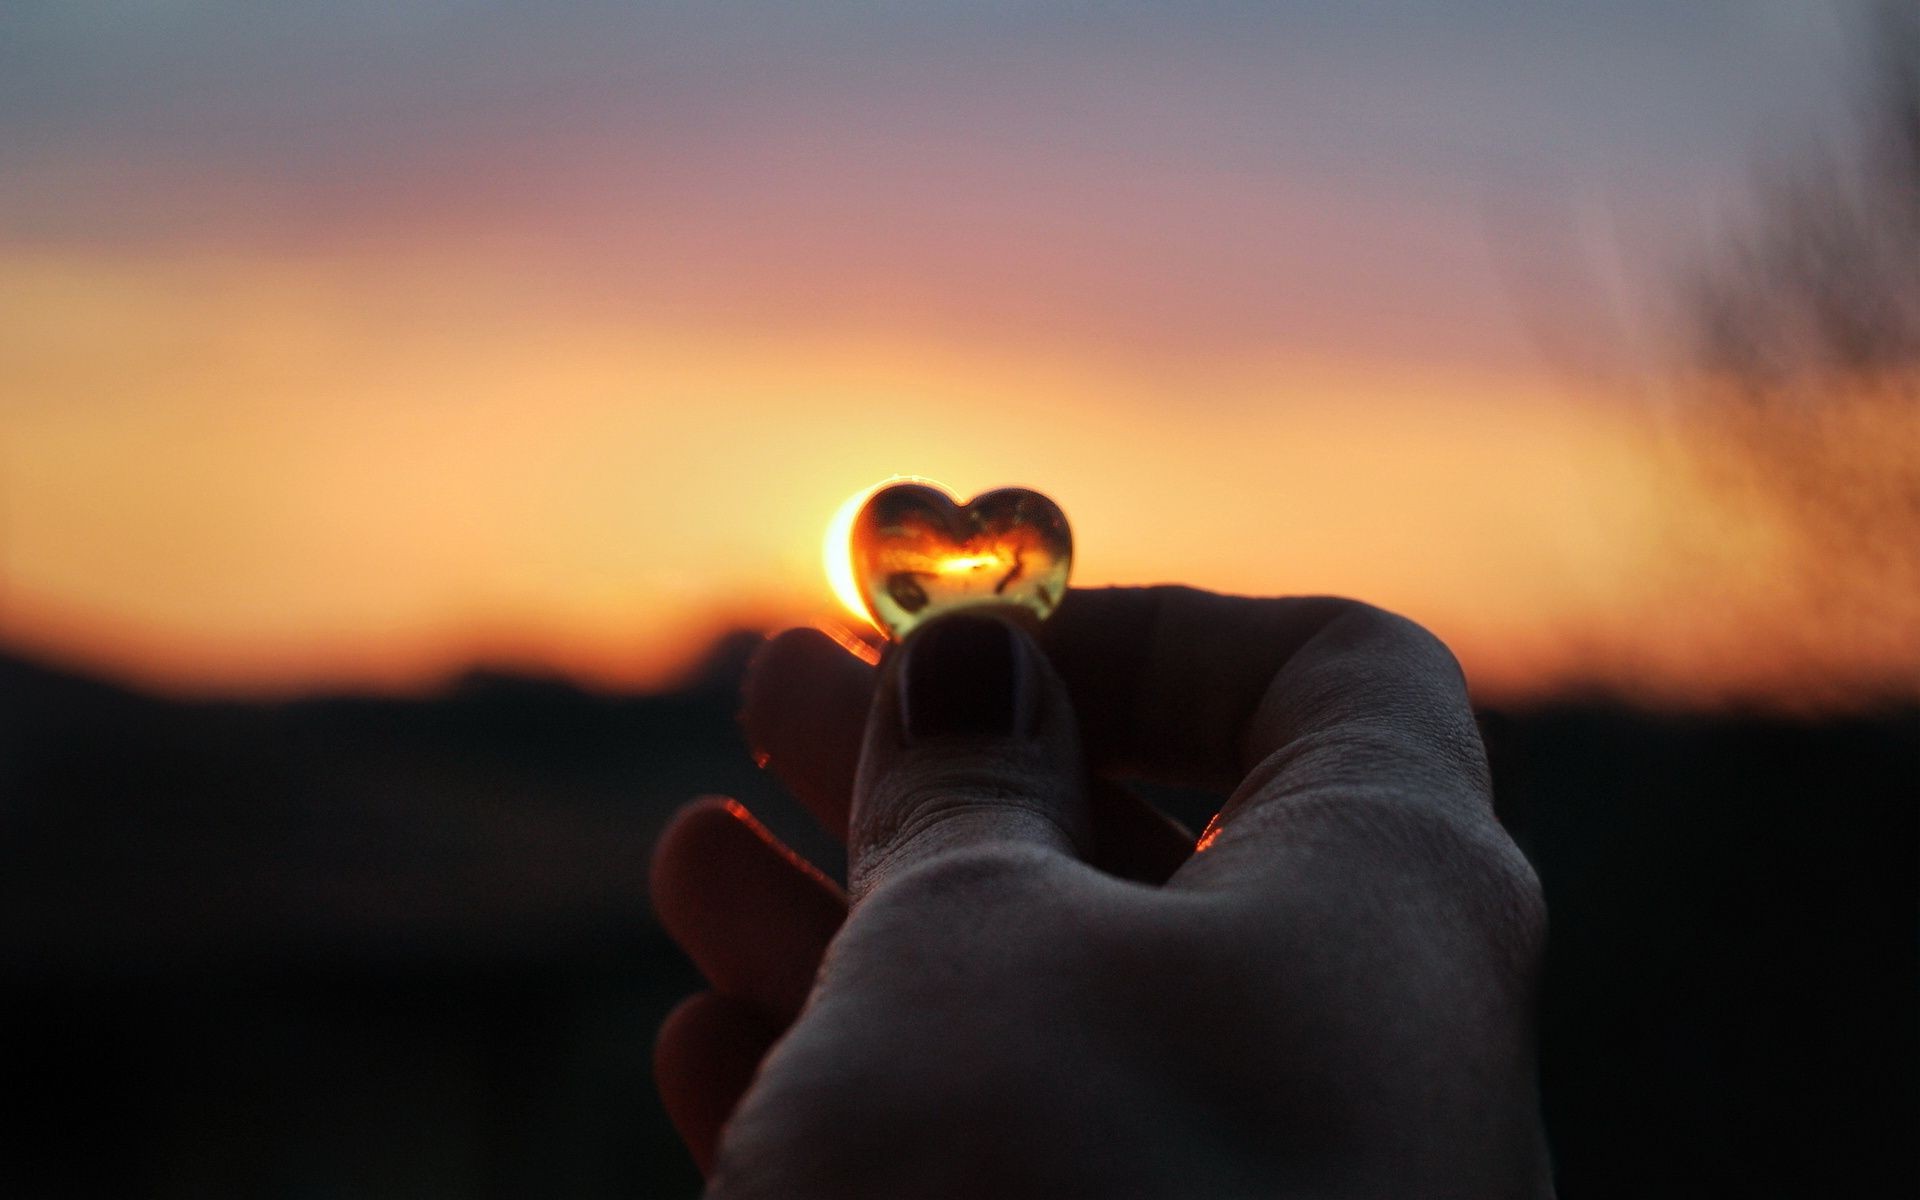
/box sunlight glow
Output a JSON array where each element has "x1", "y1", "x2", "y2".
[
  {"x1": 812, "y1": 617, "x2": 883, "y2": 666},
  {"x1": 822, "y1": 475, "x2": 946, "y2": 630},
  {"x1": 936, "y1": 552, "x2": 1004, "y2": 574},
  {"x1": 824, "y1": 487, "x2": 876, "y2": 627},
  {"x1": 8, "y1": 244, "x2": 1913, "y2": 705},
  {"x1": 1194, "y1": 812, "x2": 1225, "y2": 853}
]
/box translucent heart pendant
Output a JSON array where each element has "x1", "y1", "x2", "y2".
[{"x1": 850, "y1": 483, "x2": 1072, "y2": 641}]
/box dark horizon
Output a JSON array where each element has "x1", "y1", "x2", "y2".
[{"x1": 4, "y1": 629, "x2": 1914, "y2": 1194}]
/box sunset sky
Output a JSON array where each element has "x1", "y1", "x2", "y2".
[{"x1": 2, "y1": 2, "x2": 1908, "y2": 705}]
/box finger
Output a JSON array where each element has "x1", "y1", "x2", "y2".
[
  {"x1": 1206, "y1": 599, "x2": 1495, "y2": 853},
  {"x1": 1047, "y1": 588, "x2": 1511, "y2": 906},
  {"x1": 745, "y1": 623, "x2": 1190, "y2": 880},
  {"x1": 1041, "y1": 588, "x2": 1485, "y2": 807},
  {"x1": 848, "y1": 611, "x2": 1088, "y2": 900},
  {"x1": 741, "y1": 627, "x2": 875, "y2": 837},
  {"x1": 1155, "y1": 599, "x2": 1540, "y2": 989},
  {"x1": 649, "y1": 796, "x2": 847, "y2": 1020},
  {"x1": 654, "y1": 991, "x2": 783, "y2": 1176}
]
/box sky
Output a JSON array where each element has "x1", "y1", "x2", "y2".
[{"x1": 1, "y1": 1, "x2": 1907, "y2": 705}]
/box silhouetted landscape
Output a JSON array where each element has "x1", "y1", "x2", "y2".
[
  {"x1": 5, "y1": 3, "x2": 1916, "y2": 1196},
  {"x1": 2, "y1": 640, "x2": 1911, "y2": 1197}
]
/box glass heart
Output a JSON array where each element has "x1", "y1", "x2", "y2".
[{"x1": 851, "y1": 483, "x2": 1073, "y2": 641}]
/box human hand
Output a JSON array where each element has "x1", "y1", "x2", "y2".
[{"x1": 651, "y1": 588, "x2": 1553, "y2": 1198}]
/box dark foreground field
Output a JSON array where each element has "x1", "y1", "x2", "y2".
[{"x1": 2, "y1": 643, "x2": 1913, "y2": 1198}]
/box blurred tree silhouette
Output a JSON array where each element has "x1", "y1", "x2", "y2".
[{"x1": 1677, "y1": 1, "x2": 1918, "y2": 686}]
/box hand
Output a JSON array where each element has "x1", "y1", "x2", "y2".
[{"x1": 651, "y1": 588, "x2": 1553, "y2": 1198}]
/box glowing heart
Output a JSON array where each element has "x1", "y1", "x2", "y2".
[{"x1": 850, "y1": 483, "x2": 1072, "y2": 641}]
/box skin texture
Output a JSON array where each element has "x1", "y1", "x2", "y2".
[{"x1": 650, "y1": 587, "x2": 1554, "y2": 1198}]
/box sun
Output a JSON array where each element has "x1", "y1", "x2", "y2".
[{"x1": 823, "y1": 475, "x2": 944, "y2": 628}]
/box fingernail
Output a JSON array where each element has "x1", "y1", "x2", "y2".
[{"x1": 898, "y1": 615, "x2": 1037, "y2": 740}]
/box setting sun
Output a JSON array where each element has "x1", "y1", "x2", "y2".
[
  {"x1": 935, "y1": 553, "x2": 1005, "y2": 575},
  {"x1": 822, "y1": 476, "x2": 948, "y2": 631},
  {"x1": 824, "y1": 487, "x2": 875, "y2": 626}
]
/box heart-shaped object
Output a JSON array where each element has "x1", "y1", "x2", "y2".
[{"x1": 851, "y1": 483, "x2": 1073, "y2": 641}]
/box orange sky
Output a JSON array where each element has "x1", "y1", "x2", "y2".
[
  {"x1": 6, "y1": 241, "x2": 1895, "y2": 708},
  {"x1": 2, "y1": 4, "x2": 1910, "y2": 708}
]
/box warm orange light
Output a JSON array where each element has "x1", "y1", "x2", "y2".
[
  {"x1": 822, "y1": 475, "x2": 946, "y2": 629},
  {"x1": 824, "y1": 488, "x2": 873, "y2": 625},
  {"x1": 9, "y1": 246, "x2": 1916, "y2": 707},
  {"x1": 936, "y1": 552, "x2": 1005, "y2": 574},
  {"x1": 811, "y1": 618, "x2": 883, "y2": 666},
  {"x1": 1194, "y1": 812, "x2": 1225, "y2": 853}
]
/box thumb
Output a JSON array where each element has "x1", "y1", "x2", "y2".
[{"x1": 848, "y1": 611, "x2": 1089, "y2": 901}]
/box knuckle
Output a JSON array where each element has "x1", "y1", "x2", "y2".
[
  {"x1": 853, "y1": 798, "x2": 1069, "y2": 901},
  {"x1": 1394, "y1": 801, "x2": 1549, "y2": 976},
  {"x1": 1319, "y1": 601, "x2": 1464, "y2": 680},
  {"x1": 859, "y1": 841, "x2": 1058, "y2": 921},
  {"x1": 851, "y1": 747, "x2": 1078, "y2": 892},
  {"x1": 1252, "y1": 602, "x2": 1488, "y2": 792}
]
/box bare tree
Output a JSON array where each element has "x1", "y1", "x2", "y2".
[{"x1": 1678, "y1": 1, "x2": 1919, "y2": 681}]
